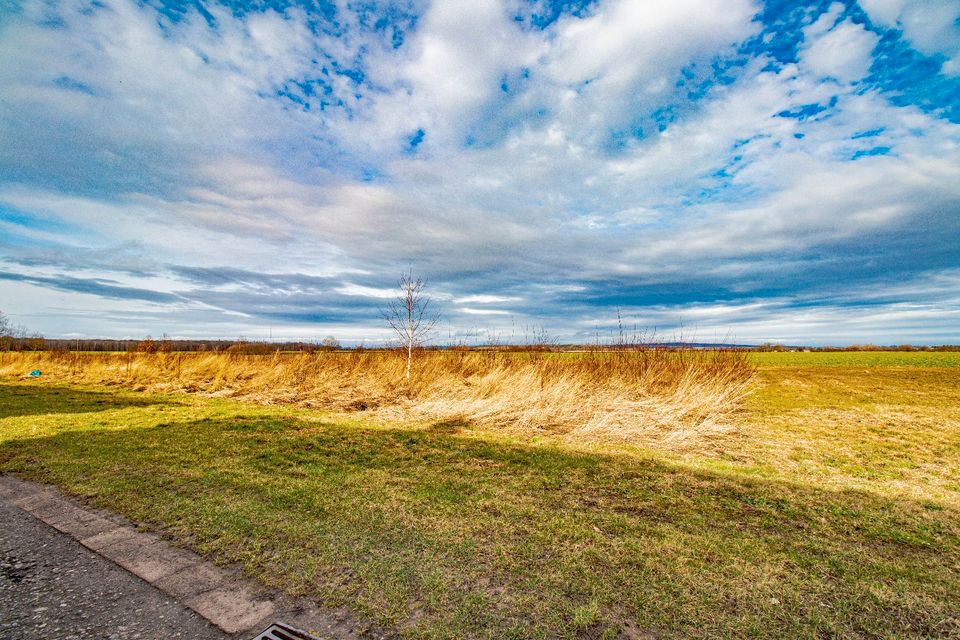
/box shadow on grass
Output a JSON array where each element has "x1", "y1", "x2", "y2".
[
  {"x1": 0, "y1": 383, "x2": 179, "y2": 419},
  {"x1": 0, "y1": 389, "x2": 958, "y2": 638}
]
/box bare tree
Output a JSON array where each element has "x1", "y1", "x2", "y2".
[
  {"x1": 382, "y1": 270, "x2": 439, "y2": 382},
  {"x1": 0, "y1": 311, "x2": 10, "y2": 351}
]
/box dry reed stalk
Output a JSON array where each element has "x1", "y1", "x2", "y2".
[{"x1": 0, "y1": 349, "x2": 754, "y2": 450}]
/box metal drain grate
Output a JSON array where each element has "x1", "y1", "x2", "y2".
[{"x1": 250, "y1": 622, "x2": 322, "y2": 640}]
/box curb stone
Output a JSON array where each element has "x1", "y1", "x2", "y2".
[{"x1": 0, "y1": 475, "x2": 387, "y2": 639}]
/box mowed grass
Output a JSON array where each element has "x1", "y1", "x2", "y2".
[
  {"x1": 737, "y1": 353, "x2": 960, "y2": 506},
  {"x1": 749, "y1": 350, "x2": 960, "y2": 368},
  {"x1": 1, "y1": 352, "x2": 959, "y2": 638}
]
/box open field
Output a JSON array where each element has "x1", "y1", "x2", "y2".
[
  {"x1": 748, "y1": 351, "x2": 960, "y2": 368},
  {"x1": 1, "y1": 351, "x2": 959, "y2": 638}
]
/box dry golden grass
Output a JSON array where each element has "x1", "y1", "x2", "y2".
[{"x1": 0, "y1": 349, "x2": 754, "y2": 450}]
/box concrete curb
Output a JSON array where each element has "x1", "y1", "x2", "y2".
[{"x1": 0, "y1": 475, "x2": 380, "y2": 639}]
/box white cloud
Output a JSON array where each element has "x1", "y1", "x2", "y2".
[
  {"x1": 546, "y1": 0, "x2": 757, "y2": 86},
  {"x1": 335, "y1": 284, "x2": 399, "y2": 299},
  {"x1": 533, "y1": 0, "x2": 759, "y2": 147},
  {"x1": 1, "y1": 0, "x2": 959, "y2": 343},
  {"x1": 457, "y1": 307, "x2": 512, "y2": 315},
  {"x1": 801, "y1": 11, "x2": 879, "y2": 83},
  {"x1": 859, "y1": 0, "x2": 960, "y2": 75},
  {"x1": 454, "y1": 295, "x2": 523, "y2": 304},
  {"x1": 339, "y1": 0, "x2": 543, "y2": 153}
]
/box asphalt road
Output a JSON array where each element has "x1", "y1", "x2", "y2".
[{"x1": 0, "y1": 497, "x2": 230, "y2": 640}]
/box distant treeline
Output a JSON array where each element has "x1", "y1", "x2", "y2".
[
  {"x1": 14, "y1": 338, "x2": 337, "y2": 353},
  {"x1": 1, "y1": 337, "x2": 958, "y2": 353},
  {"x1": 754, "y1": 343, "x2": 960, "y2": 352},
  {"x1": 12, "y1": 338, "x2": 558, "y2": 353}
]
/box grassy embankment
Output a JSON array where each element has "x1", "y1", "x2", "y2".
[
  {"x1": 0, "y1": 351, "x2": 958, "y2": 638},
  {"x1": 0, "y1": 349, "x2": 753, "y2": 450}
]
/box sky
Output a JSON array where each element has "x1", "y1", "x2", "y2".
[{"x1": 1, "y1": 0, "x2": 959, "y2": 346}]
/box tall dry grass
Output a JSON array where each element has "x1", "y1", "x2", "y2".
[{"x1": 0, "y1": 349, "x2": 754, "y2": 450}]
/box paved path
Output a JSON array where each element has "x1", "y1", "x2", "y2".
[
  {"x1": 0, "y1": 476, "x2": 381, "y2": 640},
  {"x1": 0, "y1": 495, "x2": 229, "y2": 640}
]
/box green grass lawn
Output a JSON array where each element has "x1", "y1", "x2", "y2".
[
  {"x1": 1, "y1": 356, "x2": 959, "y2": 639},
  {"x1": 748, "y1": 351, "x2": 960, "y2": 368}
]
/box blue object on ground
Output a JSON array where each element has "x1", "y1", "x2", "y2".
[{"x1": 28, "y1": 370, "x2": 41, "y2": 377}]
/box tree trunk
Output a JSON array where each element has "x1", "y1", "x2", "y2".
[{"x1": 406, "y1": 340, "x2": 412, "y2": 382}]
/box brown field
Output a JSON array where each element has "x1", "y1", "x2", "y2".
[{"x1": 0, "y1": 349, "x2": 753, "y2": 450}]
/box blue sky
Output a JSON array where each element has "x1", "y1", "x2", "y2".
[{"x1": 1, "y1": 0, "x2": 959, "y2": 345}]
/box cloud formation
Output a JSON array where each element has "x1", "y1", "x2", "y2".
[{"x1": 1, "y1": 0, "x2": 959, "y2": 344}]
